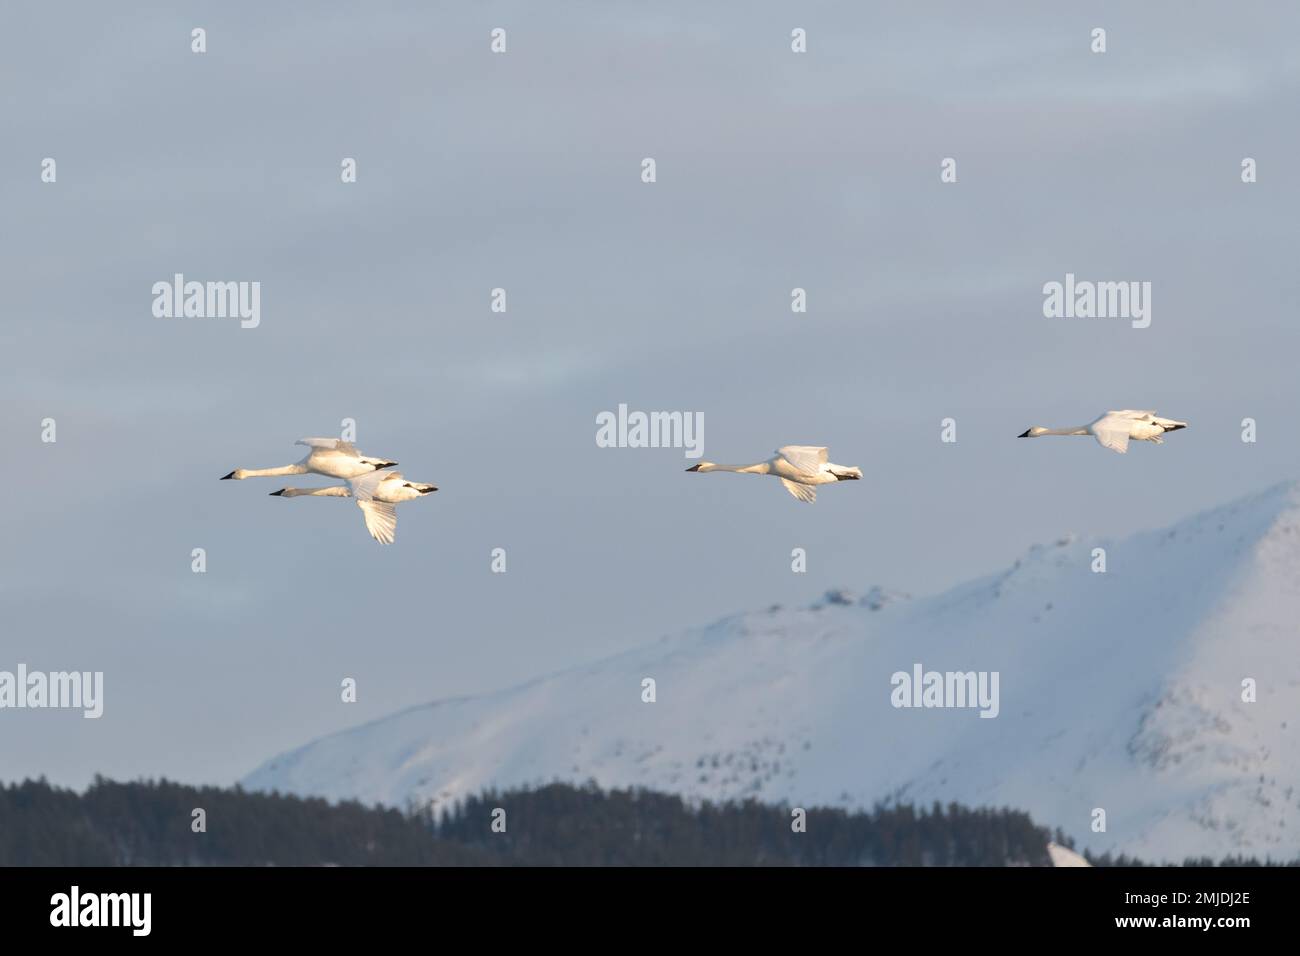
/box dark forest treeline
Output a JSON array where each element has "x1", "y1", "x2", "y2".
[
  {"x1": 0, "y1": 776, "x2": 488, "y2": 866},
  {"x1": 422, "y1": 783, "x2": 1054, "y2": 866},
  {"x1": 1, "y1": 777, "x2": 1293, "y2": 866}
]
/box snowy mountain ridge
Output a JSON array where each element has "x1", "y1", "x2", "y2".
[{"x1": 244, "y1": 480, "x2": 1300, "y2": 861}]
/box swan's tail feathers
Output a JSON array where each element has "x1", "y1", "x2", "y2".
[
  {"x1": 780, "y1": 478, "x2": 817, "y2": 503},
  {"x1": 357, "y1": 500, "x2": 398, "y2": 544}
]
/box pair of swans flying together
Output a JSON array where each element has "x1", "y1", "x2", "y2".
[
  {"x1": 1018, "y1": 410, "x2": 1187, "y2": 454},
  {"x1": 688, "y1": 411, "x2": 1188, "y2": 503},
  {"x1": 221, "y1": 438, "x2": 436, "y2": 544}
]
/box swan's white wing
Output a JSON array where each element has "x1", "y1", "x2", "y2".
[
  {"x1": 1106, "y1": 410, "x2": 1157, "y2": 420},
  {"x1": 347, "y1": 470, "x2": 389, "y2": 501},
  {"x1": 779, "y1": 478, "x2": 817, "y2": 503},
  {"x1": 356, "y1": 499, "x2": 398, "y2": 544},
  {"x1": 777, "y1": 446, "x2": 829, "y2": 474},
  {"x1": 1091, "y1": 420, "x2": 1131, "y2": 454},
  {"x1": 296, "y1": 437, "x2": 360, "y2": 456}
]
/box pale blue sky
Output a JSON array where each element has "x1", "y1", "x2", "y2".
[{"x1": 2, "y1": 1, "x2": 1298, "y2": 788}]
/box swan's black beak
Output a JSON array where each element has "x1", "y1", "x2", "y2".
[
  {"x1": 423, "y1": 486, "x2": 438, "y2": 494},
  {"x1": 1017, "y1": 430, "x2": 1031, "y2": 438},
  {"x1": 1164, "y1": 424, "x2": 1187, "y2": 432},
  {"x1": 269, "y1": 489, "x2": 285, "y2": 496},
  {"x1": 220, "y1": 471, "x2": 236, "y2": 479},
  {"x1": 376, "y1": 461, "x2": 398, "y2": 469},
  {"x1": 685, "y1": 464, "x2": 702, "y2": 472}
]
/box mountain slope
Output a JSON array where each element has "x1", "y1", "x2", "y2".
[{"x1": 243, "y1": 481, "x2": 1300, "y2": 861}]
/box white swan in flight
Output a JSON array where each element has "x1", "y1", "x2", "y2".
[
  {"x1": 221, "y1": 438, "x2": 397, "y2": 481},
  {"x1": 686, "y1": 445, "x2": 861, "y2": 502},
  {"x1": 1018, "y1": 410, "x2": 1187, "y2": 454},
  {"x1": 269, "y1": 471, "x2": 437, "y2": 544}
]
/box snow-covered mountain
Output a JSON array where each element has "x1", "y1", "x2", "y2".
[{"x1": 244, "y1": 481, "x2": 1300, "y2": 862}]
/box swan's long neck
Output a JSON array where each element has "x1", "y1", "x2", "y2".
[
  {"x1": 703, "y1": 462, "x2": 769, "y2": 474},
  {"x1": 242, "y1": 464, "x2": 309, "y2": 477},
  {"x1": 278, "y1": 486, "x2": 349, "y2": 497},
  {"x1": 1045, "y1": 425, "x2": 1091, "y2": 436}
]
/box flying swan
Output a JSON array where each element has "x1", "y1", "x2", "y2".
[
  {"x1": 1018, "y1": 410, "x2": 1187, "y2": 454},
  {"x1": 269, "y1": 471, "x2": 437, "y2": 544},
  {"x1": 686, "y1": 445, "x2": 861, "y2": 502},
  {"x1": 221, "y1": 438, "x2": 397, "y2": 481}
]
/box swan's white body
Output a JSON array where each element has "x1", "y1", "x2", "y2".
[
  {"x1": 270, "y1": 471, "x2": 437, "y2": 545},
  {"x1": 1018, "y1": 410, "x2": 1187, "y2": 454},
  {"x1": 222, "y1": 438, "x2": 398, "y2": 480},
  {"x1": 686, "y1": 445, "x2": 861, "y2": 503}
]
